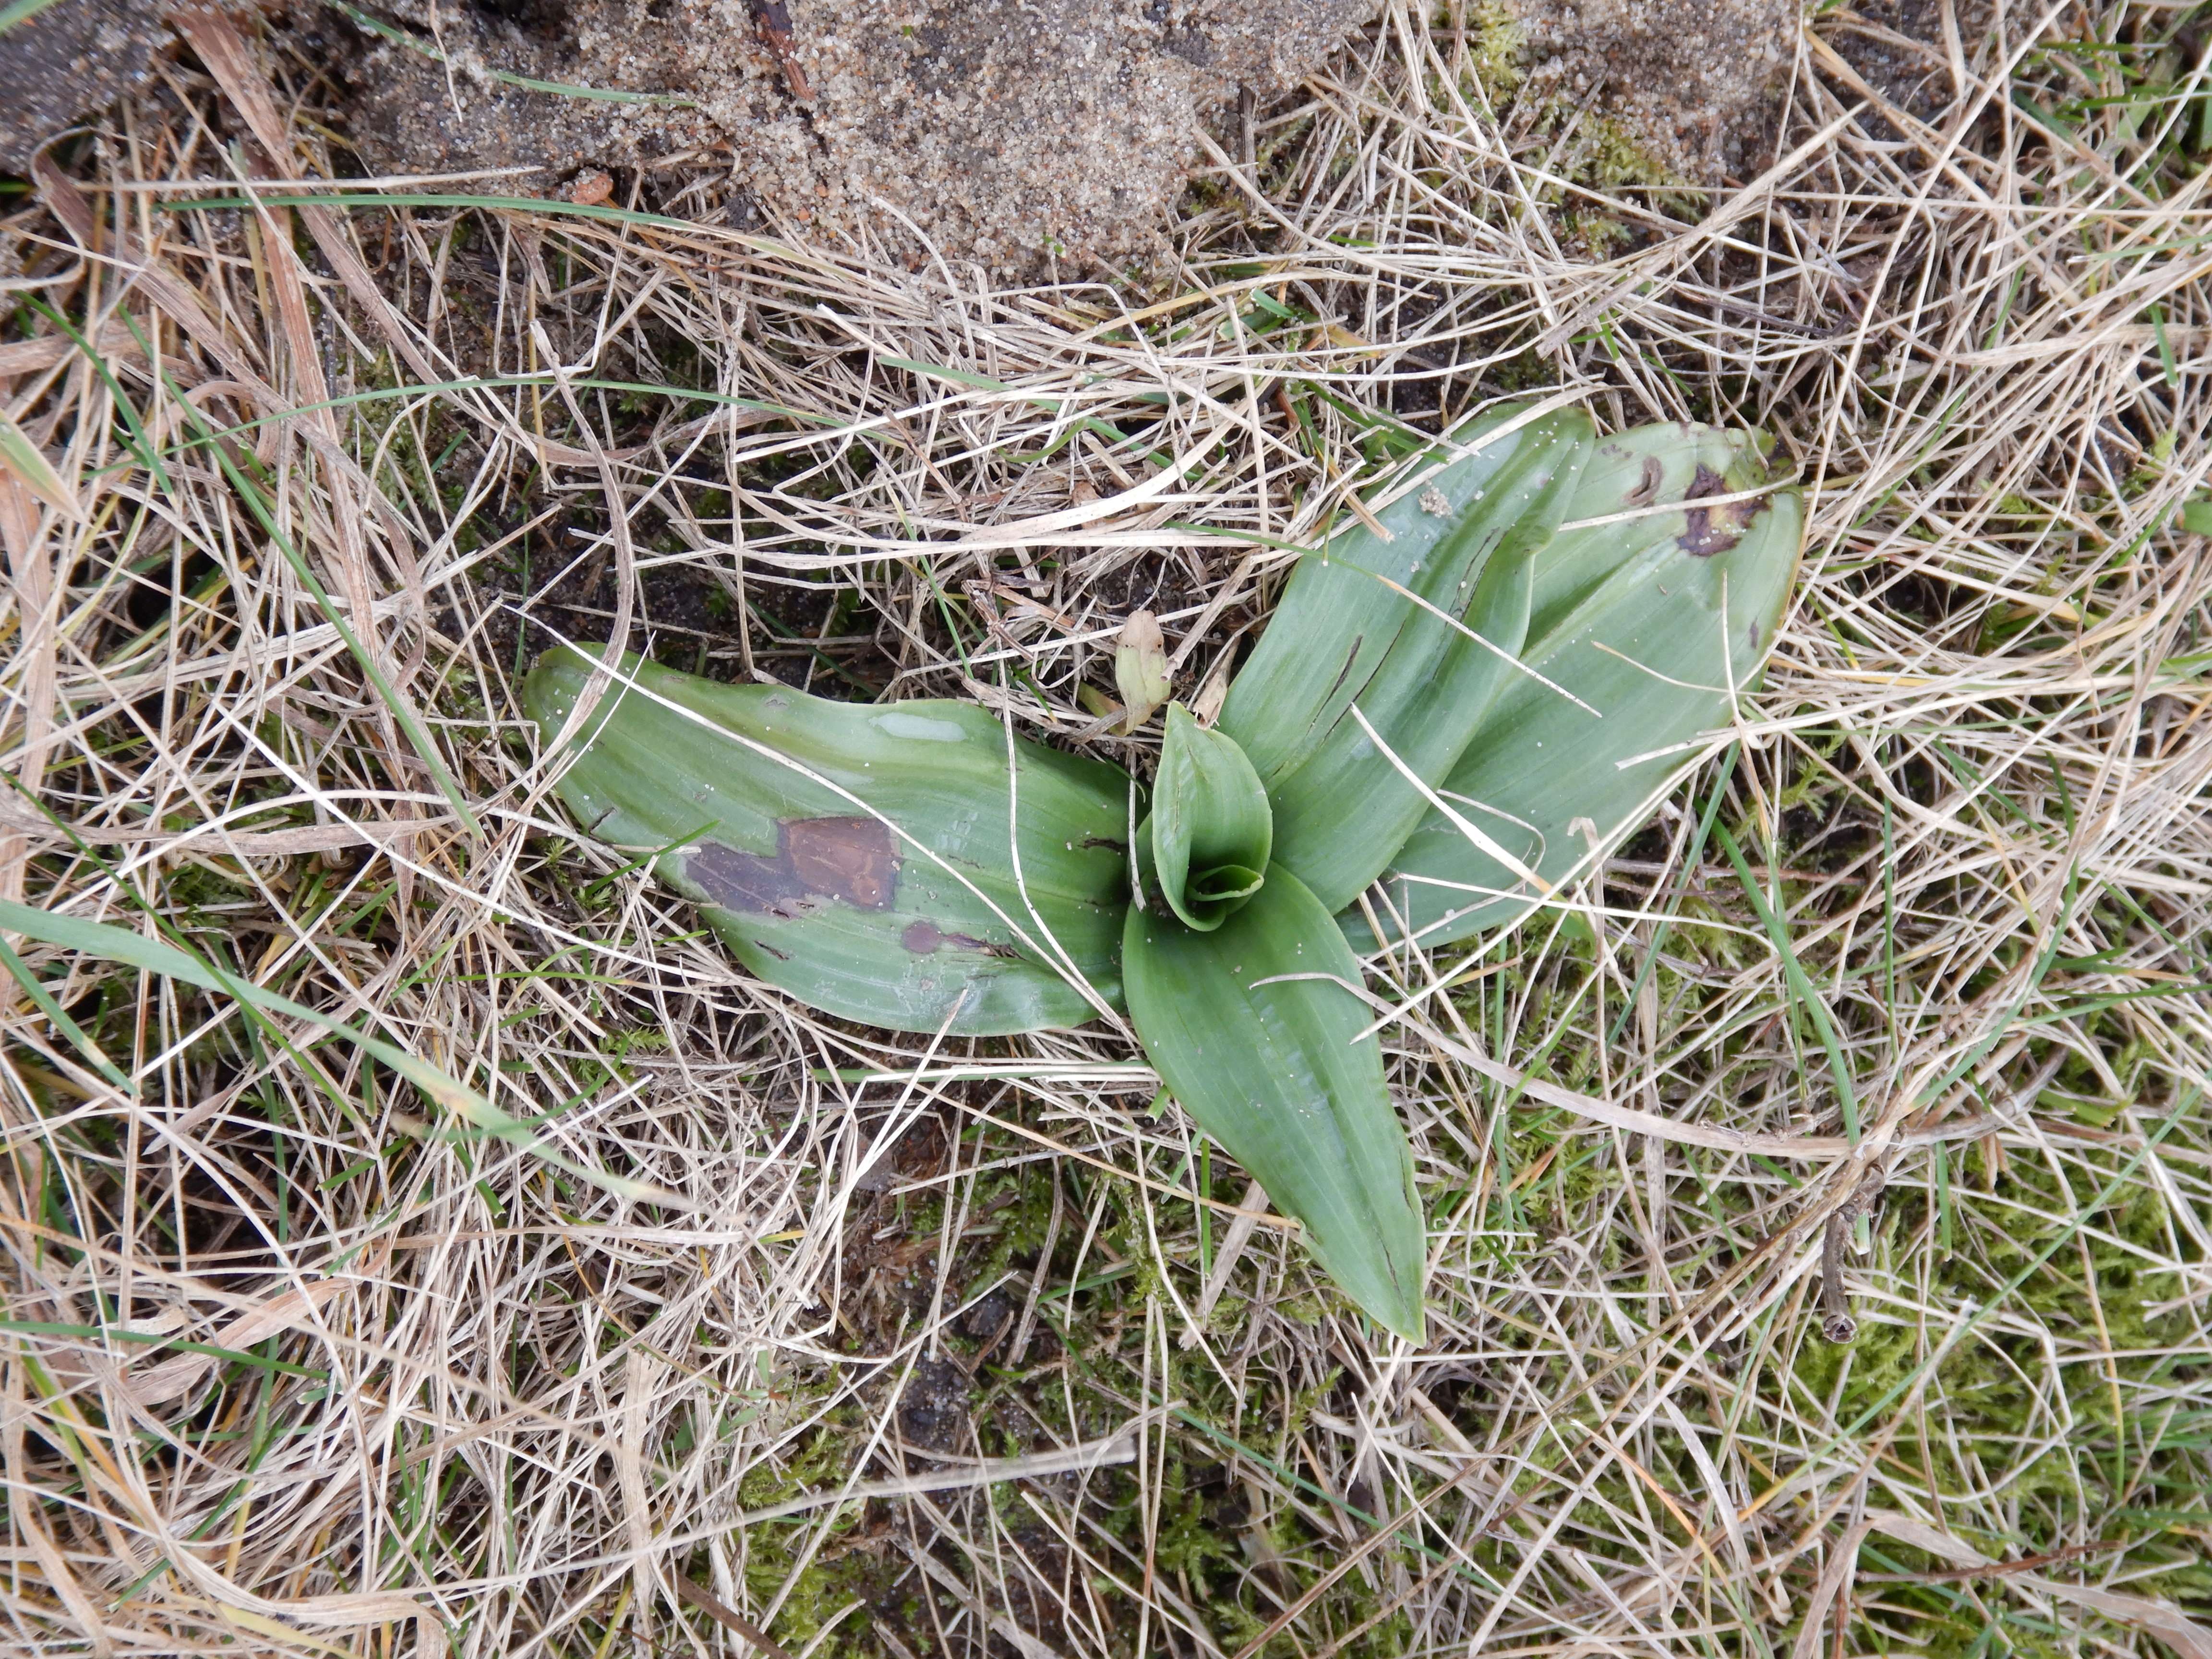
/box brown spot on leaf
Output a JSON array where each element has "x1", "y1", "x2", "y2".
[
  {"x1": 901, "y1": 918, "x2": 1015, "y2": 957},
  {"x1": 1678, "y1": 464, "x2": 1766, "y2": 558},
  {"x1": 1624, "y1": 454, "x2": 1663, "y2": 508},
  {"x1": 785, "y1": 817, "x2": 898, "y2": 908},
  {"x1": 688, "y1": 841, "x2": 808, "y2": 916},
  {"x1": 688, "y1": 817, "x2": 899, "y2": 919}
]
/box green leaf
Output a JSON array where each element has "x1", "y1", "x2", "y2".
[
  {"x1": 1137, "y1": 705, "x2": 1272, "y2": 931},
  {"x1": 0, "y1": 0, "x2": 69, "y2": 36},
  {"x1": 524, "y1": 648, "x2": 1133, "y2": 1036},
  {"x1": 0, "y1": 898, "x2": 680, "y2": 1208},
  {"x1": 1217, "y1": 402, "x2": 1592, "y2": 912},
  {"x1": 1713, "y1": 818, "x2": 1861, "y2": 1143},
  {"x1": 1357, "y1": 422, "x2": 1803, "y2": 949},
  {"x1": 1123, "y1": 864, "x2": 1425, "y2": 1340}
]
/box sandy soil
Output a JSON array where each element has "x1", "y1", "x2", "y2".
[
  {"x1": 5, "y1": 0, "x2": 1833, "y2": 265},
  {"x1": 345, "y1": 0, "x2": 1378, "y2": 269},
  {"x1": 0, "y1": 0, "x2": 164, "y2": 172},
  {"x1": 1500, "y1": 0, "x2": 1801, "y2": 179}
]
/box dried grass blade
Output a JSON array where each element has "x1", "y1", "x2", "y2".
[{"x1": 0, "y1": 898, "x2": 684, "y2": 1209}]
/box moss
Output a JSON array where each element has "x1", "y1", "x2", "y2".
[
  {"x1": 1439, "y1": 0, "x2": 1526, "y2": 100},
  {"x1": 1668, "y1": 893, "x2": 1755, "y2": 970},
  {"x1": 961, "y1": 1165, "x2": 1060, "y2": 1294},
  {"x1": 163, "y1": 858, "x2": 255, "y2": 914},
  {"x1": 1441, "y1": 6, "x2": 1702, "y2": 254},
  {"x1": 720, "y1": 1527, "x2": 882, "y2": 1659},
  {"x1": 1786, "y1": 1155, "x2": 2207, "y2": 1644},
  {"x1": 1153, "y1": 1467, "x2": 1241, "y2": 1583},
  {"x1": 1492, "y1": 346, "x2": 1560, "y2": 392},
  {"x1": 734, "y1": 1414, "x2": 853, "y2": 1512},
  {"x1": 1274, "y1": 1289, "x2": 1328, "y2": 1326},
  {"x1": 1574, "y1": 113, "x2": 1683, "y2": 196}
]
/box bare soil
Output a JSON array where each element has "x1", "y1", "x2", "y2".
[
  {"x1": 343, "y1": 0, "x2": 1378, "y2": 269},
  {"x1": 0, "y1": 0, "x2": 164, "y2": 171},
  {"x1": 3, "y1": 0, "x2": 1829, "y2": 264},
  {"x1": 338, "y1": 0, "x2": 1821, "y2": 266},
  {"x1": 1500, "y1": 0, "x2": 1803, "y2": 178}
]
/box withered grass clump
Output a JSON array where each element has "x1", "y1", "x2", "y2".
[{"x1": 1, "y1": 3, "x2": 2208, "y2": 1657}]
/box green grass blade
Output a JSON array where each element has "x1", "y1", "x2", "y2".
[
  {"x1": 30, "y1": 298, "x2": 172, "y2": 493},
  {"x1": 158, "y1": 369, "x2": 483, "y2": 840},
  {"x1": 0, "y1": 402, "x2": 80, "y2": 517},
  {"x1": 1602, "y1": 738, "x2": 1741, "y2": 1047},
  {"x1": 1712, "y1": 819, "x2": 1862, "y2": 1143},
  {"x1": 0, "y1": 932, "x2": 134, "y2": 1093}
]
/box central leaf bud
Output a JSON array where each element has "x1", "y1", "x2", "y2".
[{"x1": 1135, "y1": 704, "x2": 1273, "y2": 932}]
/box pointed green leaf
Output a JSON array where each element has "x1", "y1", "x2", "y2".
[
  {"x1": 525, "y1": 648, "x2": 1131, "y2": 1036},
  {"x1": 1355, "y1": 423, "x2": 1803, "y2": 949},
  {"x1": 1217, "y1": 403, "x2": 1592, "y2": 912},
  {"x1": 1136, "y1": 704, "x2": 1272, "y2": 931},
  {"x1": 1124, "y1": 864, "x2": 1425, "y2": 1340}
]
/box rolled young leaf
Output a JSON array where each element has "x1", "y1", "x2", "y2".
[
  {"x1": 1353, "y1": 423, "x2": 1803, "y2": 949},
  {"x1": 1135, "y1": 704, "x2": 1272, "y2": 931},
  {"x1": 1124, "y1": 863, "x2": 1426, "y2": 1340},
  {"x1": 1115, "y1": 609, "x2": 1171, "y2": 732},
  {"x1": 1216, "y1": 402, "x2": 1593, "y2": 914},
  {"x1": 524, "y1": 647, "x2": 1131, "y2": 1035}
]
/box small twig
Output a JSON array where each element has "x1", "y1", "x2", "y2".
[
  {"x1": 1860, "y1": 1537, "x2": 2132, "y2": 1584},
  {"x1": 671, "y1": 1574, "x2": 796, "y2": 1659},
  {"x1": 749, "y1": 0, "x2": 813, "y2": 100},
  {"x1": 1821, "y1": 1167, "x2": 1888, "y2": 1344}
]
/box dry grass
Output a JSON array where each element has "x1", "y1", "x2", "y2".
[{"x1": 2, "y1": 0, "x2": 2210, "y2": 1655}]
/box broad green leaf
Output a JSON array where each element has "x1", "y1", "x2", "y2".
[
  {"x1": 1354, "y1": 423, "x2": 1803, "y2": 949},
  {"x1": 1217, "y1": 403, "x2": 1592, "y2": 913},
  {"x1": 1136, "y1": 704, "x2": 1272, "y2": 931},
  {"x1": 1124, "y1": 865, "x2": 1425, "y2": 1340},
  {"x1": 0, "y1": 897, "x2": 681, "y2": 1208},
  {"x1": 525, "y1": 648, "x2": 1132, "y2": 1036}
]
